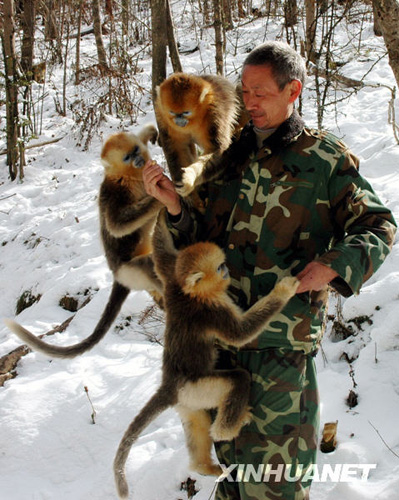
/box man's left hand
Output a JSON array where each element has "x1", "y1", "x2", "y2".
[{"x1": 296, "y1": 261, "x2": 339, "y2": 293}]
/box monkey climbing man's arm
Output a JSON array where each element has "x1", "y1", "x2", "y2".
[
  {"x1": 152, "y1": 209, "x2": 178, "y2": 280},
  {"x1": 174, "y1": 152, "x2": 226, "y2": 197},
  {"x1": 103, "y1": 191, "x2": 162, "y2": 238}
]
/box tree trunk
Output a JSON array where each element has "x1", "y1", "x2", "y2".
[
  {"x1": 121, "y1": 0, "x2": 129, "y2": 37},
  {"x1": 223, "y1": 0, "x2": 233, "y2": 29},
  {"x1": 20, "y1": 0, "x2": 36, "y2": 77},
  {"x1": 44, "y1": 0, "x2": 58, "y2": 41},
  {"x1": 165, "y1": 0, "x2": 182, "y2": 73},
  {"x1": 305, "y1": 0, "x2": 317, "y2": 64},
  {"x1": 201, "y1": 0, "x2": 211, "y2": 24},
  {"x1": 372, "y1": 1, "x2": 383, "y2": 36},
  {"x1": 150, "y1": 0, "x2": 167, "y2": 98},
  {"x1": 237, "y1": 0, "x2": 245, "y2": 18},
  {"x1": 285, "y1": 0, "x2": 298, "y2": 27},
  {"x1": 213, "y1": 0, "x2": 224, "y2": 75},
  {"x1": 75, "y1": 0, "x2": 83, "y2": 84},
  {"x1": 105, "y1": 0, "x2": 113, "y2": 19},
  {"x1": 1, "y1": 0, "x2": 21, "y2": 180},
  {"x1": 372, "y1": 0, "x2": 399, "y2": 88},
  {"x1": 92, "y1": 0, "x2": 108, "y2": 70}
]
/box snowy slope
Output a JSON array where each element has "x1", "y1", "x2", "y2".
[{"x1": 1, "y1": 7, "x2": 399, "y2": 500}]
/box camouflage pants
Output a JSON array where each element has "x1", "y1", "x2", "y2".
[{"x1": 214, "y1": 348, "x2": 319, "y2": 500}]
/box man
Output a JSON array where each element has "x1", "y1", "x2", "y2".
[{"x1": 144, "y1": 41, "x2": 396, "y2": 499}]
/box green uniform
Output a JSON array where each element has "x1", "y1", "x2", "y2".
[{"x1": 169, "y1": 111, "x2": 396, "y2": 499}]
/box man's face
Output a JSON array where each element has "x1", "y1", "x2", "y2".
[{"x1": 241, "y1": 64, "x2": 301, "y2": 130}]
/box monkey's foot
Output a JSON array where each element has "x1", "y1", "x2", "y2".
[
  {"x1": 210, "y1": 407, "x2": 252, "y2": 442},
  {"x1": 149, "y1": 290, "x2": 164, "y2": 309},
  {"x1": 192, "y1": 462, "x2": 222, "y2": 476},
  {"x1": 273, "y1": 276, "x2": 300, "y2": 299},
  {"x1": 175, "y1": 167, "x2": 197, "y2": 197}
]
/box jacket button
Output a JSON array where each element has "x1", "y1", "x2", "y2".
[
  {"x1": 239, "y1": 193, "x2": 245, "y2": 200},
  {"x1": 228, "y1": 243, "x2": 235, "y2": 250}
]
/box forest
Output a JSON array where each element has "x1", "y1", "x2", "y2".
[
  {"x1": 1, "y1": 0, "x2": 399, "y2": 180},
  {"x1": 1, "y1": 1, "x2": 399, "y2": 499}
]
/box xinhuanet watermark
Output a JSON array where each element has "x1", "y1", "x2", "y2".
[{"x1": 216, "y1": 463, "x2": 377, "y2": 483}]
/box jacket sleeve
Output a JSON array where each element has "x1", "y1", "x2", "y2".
[
  {"x1": 317, "y1": 152, "x2": 397, "y2": 296},
  {"x1": 166, "y1": 198, "x2": 202, "y2": 249}
]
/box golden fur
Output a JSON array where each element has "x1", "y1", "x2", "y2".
[
  {"x1": 113, "y1": 209, "x2": 299, "y2": 499},
  {"x1": 154, "y1": 73, "x2": 248, "y2": 194},
  {"x1": 4, "y1": 125, "x2": 163, "y2": 359}
]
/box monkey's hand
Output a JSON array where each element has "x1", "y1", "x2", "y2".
[
  {"x1": 175, "y1": 166, "x2": 198, "y2": 197},
  {"x1": 272, "y1": 276, "x2": 300, "y2": 300}
]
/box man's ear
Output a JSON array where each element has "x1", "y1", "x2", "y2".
[{"x1": 288, "y1": 79, "x2": 302, "y2": 103}]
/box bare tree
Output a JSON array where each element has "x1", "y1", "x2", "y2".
[
  {"x1": 285, "y1": 0, "x2": 298, "y2": 27},
  {"x1": 305, "y1": 0, "x2": 317, "y2": 63},
  {"x1": 213, "y1": 0, "x2": 224, "y2": 74},
  {"x1": 92, "y1": 0, "x2": 108, "y2": 69},
  {"x1": 166, "y1": 0, "x2": 182, "y2": 73},
  {"x1": 75, "y1": 0, "x2": 83, "y2": 84},
  {"x1": 121, "y1": 0, "x2": 129, "y2": 37},
  {"x1": 223, "y1": 0, "x2": 233, "y2": 29},
  {"x1": 372, "y1": 0, "x2": 399, "y2": 88},
  {"x1": 20, "y1": 0, "x2": 36, "y2": 77},
  {"x1": 150, "y1": 0, "x2": 167, "y2": 97},
  {"x1": 1, "y1": 0, "x2": 22, "y2": 180},
  {"x1": 150, "y1": 0, "x2": 182, "y2": 97}
]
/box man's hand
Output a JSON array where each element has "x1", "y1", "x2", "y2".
[
  {"x1": 296, "y1": 261, "x2": 339, "y2": 294},
  {"x1": 143, "y1": 160, "x2": 182, "y2": 216}
]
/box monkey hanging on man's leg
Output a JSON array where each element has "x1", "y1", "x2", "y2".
[
  {"x1": 113, "y1": 209, "x2": 300, "y2": 499},
  {"x1": 5, "y1": 124, "x2": 163, "y2": 358}
]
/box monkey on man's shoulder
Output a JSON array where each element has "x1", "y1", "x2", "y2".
[{"x1": 154, "y1": 72, "x2": 248, "y2": 199}]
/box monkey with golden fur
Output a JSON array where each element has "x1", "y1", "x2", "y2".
[
  {"x1": 155, "y1": 72, "x2": 248, "y2": 193},
  {"x1": 113, "y1": 208, "x2": 299, "y2": 499},
  {"x1": 4, "y1": 124, "x2": 163, "y2": 358}
]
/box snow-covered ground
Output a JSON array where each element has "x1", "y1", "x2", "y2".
[{"x1": 1, "y1": 6, "x2": 399, "y2": 500}]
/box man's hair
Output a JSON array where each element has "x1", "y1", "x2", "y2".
[{"x1": 243, "y1": 41, "x2": 307, "y2": 90}]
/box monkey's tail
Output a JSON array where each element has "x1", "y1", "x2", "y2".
[
  {"x1": 3, "y1": 281, "x2": 130, "y2": 359},
  {"x1": 114, "y1": 388, "x2": 173, "y2": 499}
]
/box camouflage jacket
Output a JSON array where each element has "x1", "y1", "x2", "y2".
[{"x1": 170, "y1": 111, "x2": 397, "y2": 353}]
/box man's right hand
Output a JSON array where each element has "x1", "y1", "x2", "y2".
[{"x1": 143, "y1": 160, "x2": 182, "y2": 216}]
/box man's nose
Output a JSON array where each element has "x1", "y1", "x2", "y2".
[{"x1": 244, "y1": 93, "x2": 260, "y2": 110}]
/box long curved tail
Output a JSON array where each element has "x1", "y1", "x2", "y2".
[
  {"x1": 114, "y1": 388, "x2": 173, "y2": 499},
  {"x1": 3, "y1": 281, "x2": 130, "y2": 358}
]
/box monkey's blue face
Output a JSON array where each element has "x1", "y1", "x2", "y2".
[
  {"x1": 123, "y1": 146, "x2": 145, "y2": 168},
  {"x1": 169, "y1": 110, "x2": 192, "y2": 127},
  {"x1": 217, "y1": 262, "x2": 229, "y2": 280}
]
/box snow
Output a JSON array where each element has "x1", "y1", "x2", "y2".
[{"x1": 1, "y1": 6, "x2": 399, "y2": 500}]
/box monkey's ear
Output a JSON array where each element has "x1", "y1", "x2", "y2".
[
  {"x1": 186, "y1": 271, "x2": 204, "y2": 289},
  {"x1": 199, "y1": 87, "x2": 210, "y2": 103},
  {"x1": 138, "y1": 124, "x2": 158, "y2": 145}
]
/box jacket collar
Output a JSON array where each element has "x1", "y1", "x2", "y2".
[
  {"x1": 247, "y1": 109, "x2": 305, "y2": 153},
  {"x1": 228, "y1": 110, "x2": 305, "y2": 178}
]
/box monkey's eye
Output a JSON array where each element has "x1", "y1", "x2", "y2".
[
  {"x1": 217, "y1": 263, "x2": 229, "y2": 279},
  {"x1": 181, "y1": 111, "x2": 192, "y2": 117},
  {"x1": 123, "y1": 146, "x2": 139, "y2": 163}
]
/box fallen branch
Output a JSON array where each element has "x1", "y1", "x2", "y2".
[
  {"x1": 308, "y1": 63, "x2": 364, "y2": 89},
  {"x1": 369, "y1": 420, "x2": 399, "y2": 460},
  {"x1": 0, "y1": 193, "x2": 17, "y2": 202},
  {"x1": 0, "y1": 297, "x2": 90, "y2": 386},
  {"x1": 0, "y1": 136, "x2": 66, "y2": 156}
]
